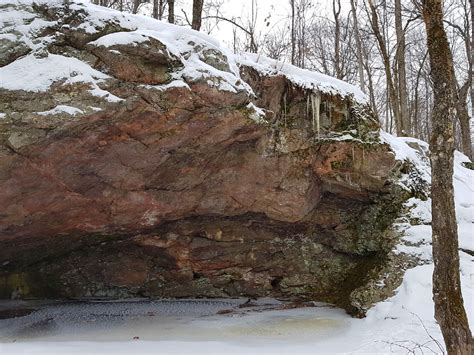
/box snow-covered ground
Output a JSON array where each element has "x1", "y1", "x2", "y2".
[{"x1": 0, "y1": 135, "x2": 473, "y2": 354}]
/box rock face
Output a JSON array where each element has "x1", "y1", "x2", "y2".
[{"x1": 0, "y1": 1, "x2": 414, "y2": 316}]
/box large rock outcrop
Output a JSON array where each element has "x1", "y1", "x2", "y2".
[{"x1": 0, "y1": 0, "x2": 418, "y2": 316}]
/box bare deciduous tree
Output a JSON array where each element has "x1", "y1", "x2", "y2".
[
  {"x1": 395, "y1": 0, "x2": 410, "y2": 135},
  {"x1": 367, "y1": 0, "x2": 404, "y2": 135},
  {"x1": 333, "y1": 0, "x2": 342, "y2": 79},
  {"x1": 444, "y1": 0, "x2": 473, "y2": 159},
  {"x1": 471, "y1": 0, "x2": 474, "y2": 131},
  {"x1": 420, "y1": 0, "x2": 473, "y2": 353},
  {"x1": 290, "y1": 0, "x2": 296, "y2": 65},
  {"x1": 350, "y1": 0, "x2": 366, "y2": 93},
  {"x1": 152, "y1": 0, "x2": 165, "y2": 19}
]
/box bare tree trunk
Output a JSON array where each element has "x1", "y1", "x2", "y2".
[
  {"x1": 132, "y1": 0, "x2": 141, "y2": 14},
  {"x1": 232, "y1": 26, "x2": 237, "y2": 53},
  {"x1": 159, "y1": 0, "x2": 164, "y2": 20},
  {"x1": 366, "y1": 63, "x2": 379, "y2": 120},
  {"x1": 152, "y1": 0, "x2": 159, "y2": 19},
  {"x1": 192, "y1": 0, "x2": 204, "y2": 31},
  {"x1": 332, "y1": 0, "x2": 342, "y2": 79},
  {"x1": 350, "y1": 0, "x2": 365, "y2": 93},
  {"x1": 425, "y1": 79, "x2": 431, "y2": 141},
  {"x1": 290, "y1": 0, "x2": 296, "y2": 65},
  {"x1": 413, "y1": 52, "x2": 428, "y2": 139},
  {"x1": 471, "y1": 0, "x2": 474, "y2": 137},
  {"x1": 455, "y1": 81, "x2": 473, "y2": 160},
  {"x1": 421, "y1": 1, "x2": 473, "y2": 354},
  {"x1": 362, "y1": 44, "x2": 379, "y2": 121},
  {"x1": 367, "y1": 0, "x2": 402, "y2": 135},
  {"x1": 248, "y1": 0, "x2": 258, "y2": 53},
  {"x1": 395, "y1": 0, "x2": 409, "y2": 135},
  {"x1": 167, "y1": 0, "x2": 175, "y2": 23}
]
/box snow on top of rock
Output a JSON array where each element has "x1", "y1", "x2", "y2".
[
  {"x1": 36, "y1": 105, "x2": 84, "y2": 116},
  {"x1": 382, "y1": 131, "x2": 474, "y2": 259},
  {"x1": 89, "y1": 31, "x2": 150, "y2": 47},
  {"x1": 381, "y1": 131, "x2": 474, "y2": 195},
  {"x1": 0, "y1": 53, "x2": 109, "y2": 92},
  {"x1": 238, "y1": 53, "x2": 368, "y2": 103},
  {"x1": 246, "y1": 102, "x2": 267, "y2": 124},
  {"x1": 78, "y1": 7, "x2": 251, "y2": 94},
  {"x1": 0, "y1": 0, "x2": 252, "y2": 95},
  {"x1": 382, "y1": 130, "x2": 474, "y2": 229},
  {"x1": 90, "y1": 25, "x2": 252, "y2": 93},
  {"x1": 0, "y1": 1, "x2": 57, "y2": 51},
  {"x1": 0, "y1": 0, "x2": 369, "y2": 105},
  {"x1": 380, "y1": 130, "x2": 428, "y2": 167},
  {"x1": 380, "y1": 131, "x2": 432, "y2": 183}
]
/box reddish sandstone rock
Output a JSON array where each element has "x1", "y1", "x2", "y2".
[{"x1": 0, "y1": 0, "x2": 414, "y2": 316}]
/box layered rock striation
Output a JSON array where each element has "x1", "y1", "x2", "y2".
[{"x1": 0, "y1": 0, "x2": 419, "y2": 316}]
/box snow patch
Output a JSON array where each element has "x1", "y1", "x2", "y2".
[
  {"x1": 89, "y1": 31, "x2": 150, "y2": 47},
  {"x1": 246, "y1": 102, "x2": 266, "y2": 123},
  {"x1": 139, "y1": 79, "x2": 190, "y2": 91},
  {"x1": 89, "y1": 86, "x2": 123, "y2": 102},
  {"x1": 36, "y1": 105, "x2": 84, "y2": 116},
  {"x1": 0, "y1": 54, "x2": 109, "y2": 92}
]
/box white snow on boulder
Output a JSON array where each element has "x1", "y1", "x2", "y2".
[
  {"x1": 1, "y1": 0, "x2": 368, "y2": 104},
  {"x1": 0, "y1": 54, "x2": 109, "y2": 92},
  {"x1": 36, "y1": 105, "x2": 84, "y2": 116},
  {"x1": 238, "y1": 53, "x2": 368, "y2": 103},
  {"x1": 89, "y1": 31, "x2": 150, "y2": 47}
]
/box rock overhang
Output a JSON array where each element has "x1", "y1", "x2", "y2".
[{"x1": 0, "y1": 0, "x2": 421, "y2": 317}]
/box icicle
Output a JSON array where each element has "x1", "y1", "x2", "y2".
[
  {"x1": 306, "y1": 95, "x2": 310, "y2": 117},
  {"x1": 310, "y1": 93, "x2": 321, "y2": 136}
]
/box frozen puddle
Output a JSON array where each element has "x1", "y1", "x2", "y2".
[{"x1": 0, "y1": 299, "x2": 349, "y2": 344}]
